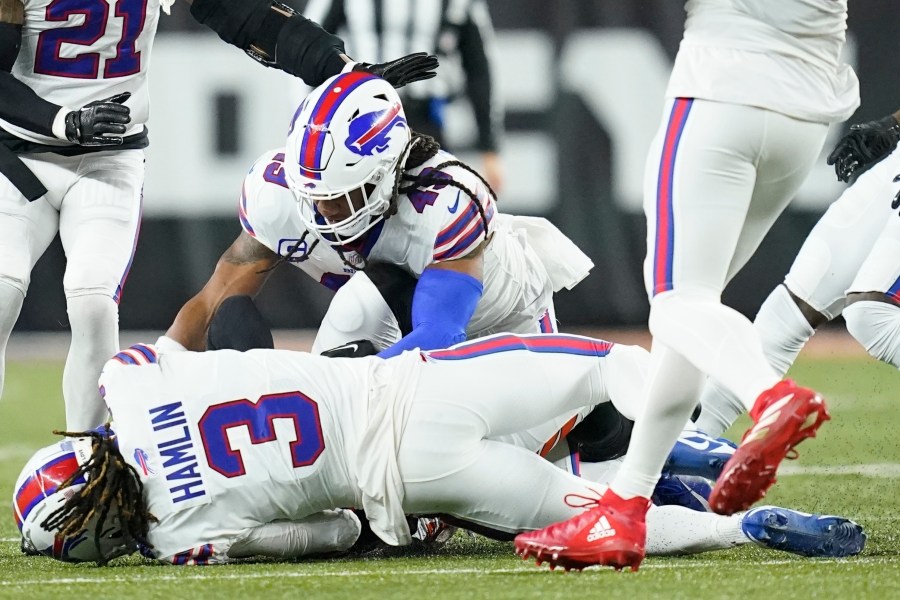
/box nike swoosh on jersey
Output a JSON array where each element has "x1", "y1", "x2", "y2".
[{"x1": 448, "y1": 192, "x2": 461, "y2": 214}]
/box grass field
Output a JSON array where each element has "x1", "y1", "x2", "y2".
[{"x1": 0, "y1": 353, "x2": 897, "y2": 599}]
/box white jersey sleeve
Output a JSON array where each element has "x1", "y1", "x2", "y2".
[
  {"x1": 226, "y1": 509, "x2": 361, "y2": 560},
  {"x1": 374, "y1": 152, "x2": 497, "y2": 275},
  {"x1": 0, "y1": 0, "x2": 163, "y2": 144}
]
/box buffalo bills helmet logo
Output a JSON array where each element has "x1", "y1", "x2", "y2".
[
  {"x1": 345, "y1": 102, "x2": 407, "y2": 157},
  {"x1": 133, "y1": 448, "x2": 155, "y2": 476}
]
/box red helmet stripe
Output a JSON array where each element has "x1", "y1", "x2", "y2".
[{"x1": 299, "y1": 71, "x2": 375, "y2": 179}]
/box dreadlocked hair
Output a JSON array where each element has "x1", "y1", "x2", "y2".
[
  {"x1": 387, "y1": 132, "x2": 497, "y2": 240},
  {"x1": 39, "y1": 425, "x2": 157, "y2": 565},
  {"x1": 257, "y1": 230, "x2": 319, "y2": 274}
]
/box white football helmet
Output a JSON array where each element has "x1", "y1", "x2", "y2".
[
  {"x1": 13, "y1": 436, "x2": 133, "y2": 563},
  {"x1": 283, "y1": 71, "x2": 412, "y2": 246}
]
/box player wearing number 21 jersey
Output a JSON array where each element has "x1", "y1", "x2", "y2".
[{"x1": 0, "y1": 0, "x2": 436, "y2": 433}]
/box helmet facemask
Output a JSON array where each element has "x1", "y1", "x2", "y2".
[
  {"x1": 291, "y1": 153, "x2": 397, "y2": 246},
  {"x1": 14, "y1": 435, "x2": 139, "y2": 564},
  {"x1": 283, "y1": 72, "x2": 412, "y2": 247}
]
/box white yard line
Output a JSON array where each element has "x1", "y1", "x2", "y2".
[
  {"x1": 1, "y1": 557, "x2": 895, "y2": 587},
  {"x1": 778, "y1": 463, "x2": 900, "y2": 478}
]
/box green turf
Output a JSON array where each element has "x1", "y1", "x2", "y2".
[{"x1": 0, "y1": 356, "x2": 897, "y2": 599}]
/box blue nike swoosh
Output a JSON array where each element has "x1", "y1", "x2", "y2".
[{"x1": 448, "y1": 192, "x2": 461, "y2": 214}]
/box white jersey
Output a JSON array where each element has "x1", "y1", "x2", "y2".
[
  {"x1": 240, "y1": 148, "x2": 593, "y2": 338},
  {"x1": 100, "y1": 346, "x2": 385, "y2": 563},
  {"x1": 0, "y1": 0, "x2": 163, "y2": 144},
  {"x1": 666, "y1": 0, "x2": 859, "y2": 123}
]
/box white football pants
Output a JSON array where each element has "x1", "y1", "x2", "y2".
[{"x1": 0, "y1": 150, "x2": 144, "y2": 429}]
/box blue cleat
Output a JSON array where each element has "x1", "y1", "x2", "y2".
[
  {"x1": 664, "y1": 430, "x2": 737, "y2": 480},
  {"x1": 652, "y1": 474, "x2": 712, "y2": 512},
  {"x1": 741, "y1": 506, "x2": 866, "y2": 557}
]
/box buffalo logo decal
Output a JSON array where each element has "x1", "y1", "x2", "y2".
[
  {"x1": 134, "y1": 448, "x2": 155, "y2": 476},
  {"x1": 345, "y1": 103, "x2": 407, "y2": 156}
]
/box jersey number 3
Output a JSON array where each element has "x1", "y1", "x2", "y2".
[
  {"x1": 35, "y1": 0, "x2": 148, "y2": 79},
  {"x1": 198, "y1": 392, "x2": 326, "y2": 478}
]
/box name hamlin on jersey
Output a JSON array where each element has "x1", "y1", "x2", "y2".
[{"x1": 149, "y1": 401, "x2": 208, "y2": 505}]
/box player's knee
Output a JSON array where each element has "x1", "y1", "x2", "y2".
[
  {"x1": 63, "y1": 261, "x2": 120, "y2": 299},
  {"x1": 207, "y1": 295, "x2": 274, "y2": 351},
  {"x1": 648, "y1": 289, "x2": 717, "y2": 332},
  {"x1": 312, "y1": 273, "x2": 402, "y2": 353},
  {"x1": 843, "y1": 297, "x2": 900, "y2": 366},
  {"x1": 65, "y1": 293, "x2": 116, "y2": 328},
  {"x1": 0, "y1": 265, "x2": 31, "y2": 295}
]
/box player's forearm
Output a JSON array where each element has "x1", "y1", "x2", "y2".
[
  {"x1": 0, "y1": 21, "x2": 67, "y2": 138},
  {"x1": 187, "y1": 0, "x2": 348, "y2": 86},
  {"x1": 227, "y1": 510, "x2": 361, "y2": 559},
  {"x1": 377, "y1": 268, "x2": 483, "y2": 359},
  {"x1": 165, "y1": 294, "x2": 218, "y2": 351}
]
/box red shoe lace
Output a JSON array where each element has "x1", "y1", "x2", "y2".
[{"x1": 563, "y1": 488, "x2": 606, "y2": 510}]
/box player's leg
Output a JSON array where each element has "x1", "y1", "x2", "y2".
[
  {"x1": 58, "y1": 151, "x2": 144, "y2": 430},
  {"x1": 401, "y1": 430, "x2": 861, "y2": 562},
  {"x1": 697, "y1": 153, "x2": 899, "y2": 435},
  {"x1": 842, "y1": 215, "x2": 900, "y2": 368},
  {"x1": 400, "y1": 399, "x2": 743, "y2": 563},
  {"x1": 646, "y1": 104, "x2": 828, "y2": 410},
  {"x1": 615, "y1": 100, "x2": 777, "y2": 505},
  {"x1": 0, "y1": 156, "x2": 65, "y2": 400},
  {"x1": 311, "y1": 264, "x2": 414, "y2": 353},
  {"x1": 703, "y1": 111, "x2": 834, "y2": 514}
]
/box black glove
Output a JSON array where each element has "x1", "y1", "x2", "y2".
[
  {"x1": 64, "y1": 92, "x2": 132, "y2": 146},
  {"x1": 319, "y1": 339, "x2": 379, "y2": 358},
  {"x1": 826, "y1": 114, "x2": 900, "y2": 184},
  {"x1": 353, "y1": 52, "x2": 438, "y2": 89}
]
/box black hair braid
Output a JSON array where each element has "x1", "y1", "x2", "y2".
[
  {"x1": 39, "y1": 426, "x2": 157, "y2": 566},
  {"x1": 385, "y1": 132, "x2": 442, "y2": 218},
  {"x1": 257, "y1": 231, "x2": 319, "y2": 275}
]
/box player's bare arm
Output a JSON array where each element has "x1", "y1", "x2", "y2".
[
  {"x1": 428, "y1": 238, "x2": 487, "y2": 281},
  {"x1": 164, "y1": 232, "x2": 278, "y2": 351}
]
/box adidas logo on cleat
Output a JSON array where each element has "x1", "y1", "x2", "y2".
[{"x1": 586, "y1": 516, "x2": 616, "y2": 542}]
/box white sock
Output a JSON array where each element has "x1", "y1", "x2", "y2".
[
  {"x1": 695, "y1": 284, "x2": 815, "y2": 435},
  {"x1": 843, "y1": 300, "x2": 900, "y2": 368},
  {"x1": 645, "y1": 505, "x2": 748, "y2": 556},
  {"x1": 755, "y1": 284, "x2": 816, "y2": 375},
  {"x1": 63, "y1": 294, "x2": 118, "y2": 430},
  {"x1": 613, "y1": 344, "x2": 704, "y2": 499},
  {"x1": 0, "y1": 280, "x2": 25, "y2": 400}
]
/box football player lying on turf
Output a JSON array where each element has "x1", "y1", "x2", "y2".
[{"x1": 14, "y1": 336, "x2": 865, "y2": 564}]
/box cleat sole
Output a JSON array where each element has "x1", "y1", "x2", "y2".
[{"x1": 710, "y1": 395, "x2": 829, "y2": 515}]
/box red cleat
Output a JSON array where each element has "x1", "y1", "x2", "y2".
[
  {"x1": 709, "y1": 379, "x2": 830, "y2": 515},
  {"x1": 513, "y1": 488, "x2": 651, "y2": 572}
]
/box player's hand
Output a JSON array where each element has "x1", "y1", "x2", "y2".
[
  {"x1": 65, "y1": 92, "x2": 132, "y2": 146},
  {"x1": 353, "y1": 52, "x2": 438, "y2": 89},
  {"x1": 826, "y1": 114, "x2": 900, "y2": 184},
  {"x1": 320, "y1": 339, "x2": 379, "y2": 358}
]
